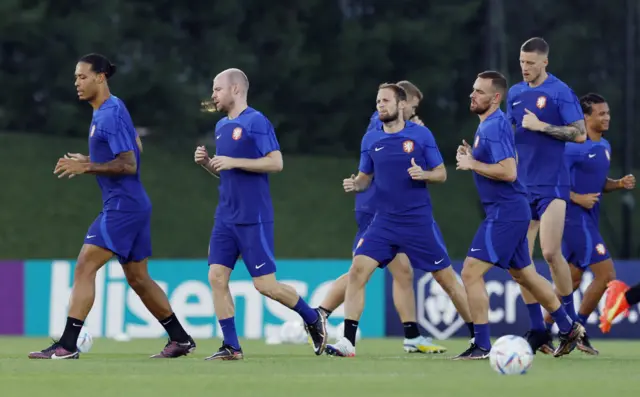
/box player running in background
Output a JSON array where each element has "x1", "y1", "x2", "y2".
[
  {"x1": 600, "y1": 280, "x2": 640, "y2": 332},
  {"x1": 317, "y1": 81, "x2": 451, "y2": 354},
  {"x1": 194, "y1": 68, "x2": 327, "y2": 360},
  {"x1": 543, "y1": 93, "x2": 635, "y2": 354},
  {"x1": 506, "y1": 37, "x2": 587, "y2": 353},
  {"x1": 454, "y1": 71, "x2": 585, "y2": 360},
  {"x1": 326, "y1": 83, "x2": 472, "y2": 357},
  {"x1": 31, "y1": 53, "x2": 195, "y2": 359}
]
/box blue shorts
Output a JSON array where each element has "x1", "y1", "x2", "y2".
[
  {"x1": 85, "y1": 209, "x2": 152, "y2": 264},
  {"x1": 208, "y1": 220, "x2": 276, "y2": 277},
  {"x1": 352, "y1": 211, "x2": 375, "y2": 252},
  {"x1": 528, "y1": 186, "x2": 569, "y2": 221},
  {"x1": 562, "y1": 221, "x2": 611, "y2": 270},
  {"x1": 354, "y1": 216, "x2": 450, "y2": 272},
  {"x1": 467, "y1": 220, "x2": 530, "y2": 270}
]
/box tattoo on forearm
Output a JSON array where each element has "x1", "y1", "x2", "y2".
[
  {"x1": 86, "y1": 151, "x2": 137, "y2": 175},
  {"x1": 541, "y1": 120, "x2": 586, "y2": 142}
]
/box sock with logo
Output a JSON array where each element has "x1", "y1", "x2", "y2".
[
  {"x1": 293, "y1": 297, "x2": 319, "y2": 325},
  {"x1": 59, "y1": 316, "x2": 84, "y2": 352},
  {"x1": 577, "y1": 312, "x2": 590, "y2": 326},
  {"x1": 466, "y1": 322, "x2": 474, "y2": 338},
  {"x1": 526, "y1": 303, "x2": 546, "y2": 332},
  {"x1": 561, "y1": 294, "x2": 578, "y2": 322},
  {"x1": 403, "y1": 322, "x2": 420, "y2": 339},
  {"x1": 219, "y1": 317, "x2": 241, "y2": 350},
  {"x1": 159, "y1": 313, "x2": 190, "y2": 343},
  {"x1": 344, "y1": 319, "x2": 359, "y2": 346},
  {"x1": 474, "y1": 323, "x2": 491, "y2": 351},
  {"x1": 550, "y1": 307, "x2": 573, "y2": 334},
  {"x1": 318, "y1": 306, "x2": 333, "y2": 318}
]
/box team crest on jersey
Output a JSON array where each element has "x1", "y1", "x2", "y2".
[
  {"x1": 232, "y1": 127, "x2": 243, "y2": 140},
  {"x1": 596, "y1": 243, "x2": 606, "y2": 256},
  {"x1": 536, "y1": 96, "x2": 547, "y2": 109},
  {"x1": 90, "y1": 124, "x2": 96, "y2": 137},
  {"x1": 605, "y1": 149, "x2": 610, "y2": 161},
  {"x1": 474, "y1": 135, "x2": 480, "y2": 148},
  {"x1": 403, "y1": 140, "x2": 415, "y2": 153}
]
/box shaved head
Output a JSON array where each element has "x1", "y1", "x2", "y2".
[{"x1": 216, "y1": 68, "x2": 249, "y2": 93}]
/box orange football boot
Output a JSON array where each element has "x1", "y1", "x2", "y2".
[{"x1": 599, "y1": 280, "x2": 631, "y2": 333}]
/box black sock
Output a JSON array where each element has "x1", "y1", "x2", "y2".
[
  {"x1": 403, "y1": 322, "x2": 420, "y2": 339},
  {"x1": 59, "y1": 317, "x2": 84, "y2": 351},
  {"x1": 344, "y1": 319, "x2": 359, "y2": 346},
  {"x1": 319, "y1": 306, "x2": 333, "y2": 318},
  {"x1": 626, "y1": 284, "x2": 640, "y2": 305},
  {"x1": 160, "y1": 313, "x2": 190, "y2": 343},
  {"x1": 466, "y1": 322, "x2": 474, "y2": 338}
]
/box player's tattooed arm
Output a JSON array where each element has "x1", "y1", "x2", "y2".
[
  {"x1": 540, "y1": 120, "x2": 587, "y2": 143},
  {"x1": 85, "y1": 151, "x2": 137, "y2": 175}
]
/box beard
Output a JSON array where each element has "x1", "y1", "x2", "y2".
[
  {"x1": 471, "y1": 102, "x2": 491, "y2": 115},
  {"x1": 378, "y1": 110, "x2": 400, "y2": 123}
]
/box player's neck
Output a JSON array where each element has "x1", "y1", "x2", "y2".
[
  {"x1": 382, "y1": 119, "x2": 405, "y2": 134},
  {"x1": 587, "y1": 128, "x2": 603, "y2": 141},
  {"x1": 478, "y1": 105, "x2": 500, "y2": 123},
  {"x1": 528, "y1": 71, "x2": 548, "y2": 88},
  {"x1": 227, "y1": 102, "x2": 248, "y2": 120},
  {"x1": 90, "y1": 89, "x2": 111, "y2": 111}
]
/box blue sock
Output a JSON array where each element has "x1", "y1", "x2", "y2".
[
  {"x1": 219, "y1": 317, "x2": 240, "y2": 350},
  {"x1": 561, "y1": 294, "x2": 578, "y2": 321},
  {"x1": 474, "y1": 323, "x2": 491, "y2": 351},
  {"x1": 550, "y1": 307, "x2": 573, "y2": 334},
  {"x1": 577, "y1": 313, "x2": 589, "y2": 326},
  {"x1": 293, "y1": 297, "x2": 319, "y2": 325},
  {"x1": 526, "y1": 303, "x2": 546, "y2": 331}
]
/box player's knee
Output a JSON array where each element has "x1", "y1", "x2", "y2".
[
  {"x1": 594, "y1": 265, "x2": 616, "y2": 285},
  {"x1": 73, "y1": 260, "x2": 101, "y2": 280},
  {"x1": 253, "y1": 278, "x2": 277, "y2": 299},
  {"x1": 461, "y1": 265, "x2": 480, "y2": 287},
  {"x1": 208, "y1": 266, "x2": 230, "y2": 290},
  {"x1": 541, "y1": 247, "x2": 561, "y2": 265}
]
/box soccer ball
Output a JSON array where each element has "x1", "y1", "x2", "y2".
[
  {"x1": 76, "y1": 328, "x2": 94, "y2": 353},
  {"x1": 489, "y1": 335, "x2": 533, "y2": 375},
  {"x1": 279, "y1": 321, "x2": 308, "y2": 344},
  {"x1": 332, "y1": 322, "x2": 362, "y2": 342}
]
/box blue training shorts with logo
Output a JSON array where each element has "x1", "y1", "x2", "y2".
[
  {"x1": 208, "y1": 219, "x2": 276, "y2": 277},
  {"x1": 354, "y1": 214, "x2": 450, "y2": 272},
  {"x1": 353, "y1": 211, "x2": 375, "y2": 253},
  {"x1": 527, "y1": 185, "x2": 569, "y2": 221},
  {"x1": 467, "y1": 219, "x2": 530, "y2": 270},
  {"x1": 562, "y1": 219, "x2": 611, "y2": 270},
  {"x1": 84, "y1": 209, "x2": 152, "y2": 265}
]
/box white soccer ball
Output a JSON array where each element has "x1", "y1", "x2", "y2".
[
  {"x1": 279, "y1": 321, "x2": 308, "y2": 344},
  {"x1": 76, "y1": 328, "x2": 94, "y2": 353},
  {"x1": 489, "y1": 335, "x2": 533, "y2": 375},
  {"x1": 333, "y1": 322, "x2": 362, "y2": 342}
]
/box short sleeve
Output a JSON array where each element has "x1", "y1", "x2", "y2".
[
  {"x1": 488, "y1": 121, "x2": 517, "y2": 164},
  {"x1": 505, "y1": 89, "x2": 516, "y2": 126},
  {"x1": 421, "y1": 128, "x2": 444, "y2": 169},
  {"x1": 250, "y1": 116, "x2": 281, "y2": 156},
  {"x1": 556, "y1": 87, "x2": 584, "y2": 125},
  {"x1": 104, "y1": 117, "x2": 135, "y2": 155},
  {"x1": 564, "y1": 142, "x2": 587, "y2": 171},
  {"x1": 358, "y1": 135, "x2": 374, "y2": 175}
]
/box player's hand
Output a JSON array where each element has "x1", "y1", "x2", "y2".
[
  {"x1": 457, "y1": 139, "x2": 472, "y2": 156},
  {"x1": 407, "y1": 158, "x2": 424, "y2": 180},
  {"x1": 54, "y1": 157, "x2": 88, "y2": 179},
  {"x1": 343, "y1": 174, "x2": 357, "y2": 192},
  {"x1": 621, "y1": 174, "x2": 636, "y2": 190},
  {"x1": 410, "y1": 115, "x2": 424, "y2": 126},
  {"x1": 522, "y1": 109, "x2": 544, "y2": 131},
  {"x1": 576, "y1": 193, "x2": 600, "y2": 209},
  {"x1": 209, "y1": 155, "x2": 237, "y2": 172},
  {"x1": 456, "y1": 151, "x2": 475, "y2": 171},
  {"x1": 194, "y1": 146, "x2": 210, "y2": 165}
]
